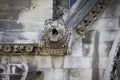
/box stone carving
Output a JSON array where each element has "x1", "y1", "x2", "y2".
[
  {"x1": 0, "y1": 0, "x2": 110, "y2": 56},
  {"x1": 0, "y1": 44, "x2": 35, "y2": 55},
  {"x1": 0, "y1": 63, "x2": 28, "y2": 80},
  {"x1": 38, "y1": 19, "x2": 72, "y2": 55},
  {"x1": 75, "y1": 0, "x2": 109, "y2": 35},
  {"x1": 54, "y1": 6, "x2": 68, "y2": 19}
]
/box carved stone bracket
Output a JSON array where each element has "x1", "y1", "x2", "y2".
[{"x1": 0, "y1": 44, "x2": 36, "y2": 55}]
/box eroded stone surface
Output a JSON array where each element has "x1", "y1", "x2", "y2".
[{"x1": 0, "y1": 0, "x2": 119, "y2": 80}]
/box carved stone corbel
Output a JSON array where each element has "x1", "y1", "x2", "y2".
[{"x1": 38, "y1": 19, "x2": 72, "y2": 55}]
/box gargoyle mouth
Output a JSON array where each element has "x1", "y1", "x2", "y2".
[
  {"x1": 49, "y1": 28, "x2": 59, "y2": 41},
  {"x1": 52, "y1": 29, "x2": 58, "y2": 35}
]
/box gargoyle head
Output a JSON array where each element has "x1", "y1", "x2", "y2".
[{"x1": 44, "y1": 19, "x2": 66, "y2": 42}]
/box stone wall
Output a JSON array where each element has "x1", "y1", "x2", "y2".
[{"x1": 0, "y1": 0, "x2": 120, "y2": 80}]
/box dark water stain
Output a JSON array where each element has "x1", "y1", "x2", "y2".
[
  {"x1": 26, "y1": 65, "x2": 41, "y2": 80},
  {"x1": 0, "y1": 21, "x2": 23, "y2": 31},
  {"x1": 92, "y1": 31, "x2": 100, "y2": 80},
  {"x1": 26, "y1": 57, "x2": 43, "y2": 80},
  {"x1": 104, "y1": 2, "x2": 120, "y2": 18},
  {"x1": 82, "y1": 30, "x2": 95, "y2": 56},
  {"x1": 82, "y1": 30, "x2": 94, "y2": 44},
  {"x1": 0, "y1": 0, "x2": 32, "y2": 43},
  {"x1": 0, "y1": 9, "x2": 21, "y2": 20},
  {"x1": 64, "y1": 69, "x2": 70, "y2": 80},
  {"x1": 0, "y1": 21, "x2": 26, "y2": 43},
  {"x1": 0, "y1": 0, "x2": 31, "y2": 20},
  {"x1": 0, "y1": 0, "x2": 31, "y2": 9}
]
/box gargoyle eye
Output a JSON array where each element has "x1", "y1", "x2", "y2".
[{"x1": 46, "y1": 24, "x2": 51, "y2": 28}]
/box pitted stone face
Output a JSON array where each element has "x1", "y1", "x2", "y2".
[{"x1": 44, "y1": 19, "x2": 66, "y2": 42}]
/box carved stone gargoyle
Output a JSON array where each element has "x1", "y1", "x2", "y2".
[{"x1": 38, "y1": 19, "x2": 72, "y2": 55}]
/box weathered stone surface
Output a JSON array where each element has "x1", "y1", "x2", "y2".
[
  {"x1": 34, "y1": 56, "x2": 52, "y2": 68},
  {"x1": 0, "y1": 21, "x2": 23, "y2": 31},
  {"x1": 71, "y1": 37, "x2": 83, "y2": 57},
  {"x1": 44, "y1": 69, "x2": 65, "y2": 80},
  {"x1": 99, "y1": 69, "x2": 105, "y2": 80},
  {"x1": 18, "y1": 21, "x2": 44, "y2": 32},
  {"x1": 70, "y1": 69, "x2": 92, "y2": 80},
  {"x1": 0, "y1": 0, "x2": 119, "y2": 80},
  {"x1": 0, "y1": 0, "x2": 31, "y2": 20},
  {"x1": 51, "y1": 56, "x2": 64, "y2": 68},
  {"x1": 43, "y1": 69, "x2": 53, "y2": 80},
  {"x1": 0, "y1": 9, "x2": 20, "y2": 20},
  {"x1": 0, "y1": 0, "x2": 31, "y2": 8},
  {"x1": 64, "y1": 56, "x2": 92, "y2": 68},
  {"x1": 91, "y1": 18, "x2": 119, "y2": 30},
  {"x1": 18, "y1": 0, "x2": 52, "y2": 22},
  {"x1": 0, "y1": 32, "x2": 38, "y2": 43},
  {"x1": 99, "y1": 30, "x2": 117, "y2": 43},
  {"x1": 100, "y1": 3, "x2": 120, "y2": 18},
  {"x1": 110, "y1": 0, "x2": 120, "y2": 3},
  {"x1": 99, "y1": 57, "x2": 108, "y2": 69},
  {"x1": 99, "y1": 42, "x2": 113, "y2": 57},
  {"x1": 82, "y1": 30, "x2": 95, "y2": 43},
  {"x1": 82, "y1": 43, "x2": 94, "y2": 57},
  {"x1": 43, "y1": 69, "x2": 92, "y2": 80}
]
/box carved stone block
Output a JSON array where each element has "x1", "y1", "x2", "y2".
[{"x1": 0, "y1": 63, "x2": 28, "y2": 80}]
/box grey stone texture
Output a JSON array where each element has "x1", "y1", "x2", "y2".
[{"x1": 0, "y1": 0, "x2": 119, "y2": 80}]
